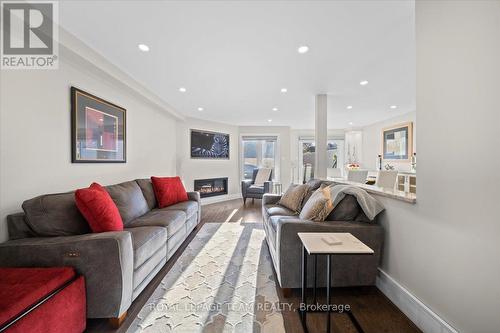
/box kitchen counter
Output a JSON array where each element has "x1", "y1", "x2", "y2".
[{"x1": 326, "y1": 178, "x2": 417, "y2": 204}]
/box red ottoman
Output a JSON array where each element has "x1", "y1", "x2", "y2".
[{"x1": 0, "y1": 267, "x2": 86, "y2": 333}]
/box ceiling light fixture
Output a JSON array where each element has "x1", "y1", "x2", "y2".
[
  {"x1": 360, "y1": 80, "x2": 369, "y2": 86},
  {"x1": 347, "y1": 105, "x2": 353, "y2": 110},
  {"x1": 390, "y1": 105, "x2": 397, "y2": 109},
  {"x1": 280, "y1": 88, "x2": 288, "y2": 93},
  {"x1": 297, "y1": 46, "x2": 309, "y2": 54},
  {"x1": 197, "y1": 107, "x2": 204, "y2": 111},
  {"x1": 349, "y1": 122, "x2": 354, "y2": 126},
  {"x1": 268, "y1": 119, "x2": 273, "y2": 123},
  {"x1": 138, "y1": 44, "x2": 150, "y2": 52},
  {"x1": 272, "y1": 107, "x2": 278, "y2": 111},
  {"x1": 178, "y1": 87, "x2": 187, "y2": 93}
]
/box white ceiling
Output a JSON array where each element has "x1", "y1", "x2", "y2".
[{"x1": 59, "y1": 0, "x2": 415, "y2": 129}]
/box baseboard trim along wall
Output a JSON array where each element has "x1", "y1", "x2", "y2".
[
  {"x1": 200, "y1": 194, "x2": 242, "y2": 206},
  {"x1": 376, "y1": 269, "x2": 459, "y2": 333}
]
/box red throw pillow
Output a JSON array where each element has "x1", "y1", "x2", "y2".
[
  {"x1": 75, "y1": 182, "x2": 123, "y2": 233},
  {"x1": 151, "y1": 176, "x2": 188, "y2": 208}
]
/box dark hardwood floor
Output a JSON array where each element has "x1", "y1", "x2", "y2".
[{"x1": 86, "y1": 199, "x2": 421, "y2": 333}]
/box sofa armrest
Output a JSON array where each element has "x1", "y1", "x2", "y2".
[
  {"x1": 262, "y1": 193, "x2": 281, "y2": 205},
  {"x1": 187, "y1": 191, "x2": 201, "y2": 224},
  {"x1": 0, "y1": 231, "x2": 133, "y2": 318},
  {"x1": 187, "y1": 191, "x2": 200, "y2": 203}
]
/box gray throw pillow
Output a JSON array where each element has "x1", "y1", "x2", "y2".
[
  {"x1": 299, "y1": 186, "x2": 335, "y2": 221},
  {"x1": 326, "y1": 194, "x2": 360, "y2": 221},
  {"x1": 278, "y1": 184, "x2": 309, "y2": 213}
]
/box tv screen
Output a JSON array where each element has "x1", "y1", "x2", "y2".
[{"x1": 190, "y1": 129, "x2": 230, "y2": 159}]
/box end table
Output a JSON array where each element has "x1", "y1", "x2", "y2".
[{"x1": 297, "y1": 232, "x2": 374, "y2": 332}]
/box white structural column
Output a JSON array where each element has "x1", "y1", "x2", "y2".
[{"x1": 314, "y1": 94, "x2": 328, "y2": 179}]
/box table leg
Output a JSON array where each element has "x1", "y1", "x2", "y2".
[
  {"x1": 301, "y1": 245, "x2": 308, "y2": 332},
  {"x1": 313, "y1": 255, "x2": 317, "y2": 304},
  {"x1": 326, "y1": 254, "x2": 332, "y2": 333}
]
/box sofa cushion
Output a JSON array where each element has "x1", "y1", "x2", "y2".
[
  {"x1": 135, "y1": 179, "x2": 157, "y2": 210},
  {"x1": 151, "y1": 176, "x2": 188, "y2": 208},
  {"x1": 247, "y1": 185, "x2": 264, "y2": 194},
  {"x1": 106, "y1": 181, "x2": 149, "y2": 225},
  {"x1": 268, "y1": 215, "x2": 301, "y2": 233},
  {"x1": 326, "y1": 194, "x2": 360, "y2": 221},
  {"x1": 247, "y1": 185, "x2": 265, "y2": 194},
  {"x1": 265, "y1": 204, "x2": 297, "y2": 217},
  {"x1": 126, "y1": 226, "x2": 167, "y2": 269},
  {"x1": 22, "y1": 192, "x2": 90, "y2": 237},
  {"x1": 75, "y1": 183, "x2": 124, "y2": 233},
  {"x1": 278, "y1": 184, "x2": 309, "y2": 213},
  {"x1": 127, "y1": 210, "x2": 186, "y2": 237},
  {"x1": 161, "y1": 201, "x2": 198, "y2": 218}
]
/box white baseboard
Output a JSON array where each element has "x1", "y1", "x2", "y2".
[
  {"x1": 200, "y1": 194, "x2": 242, "y2": 206},
  {"x1": 376, "y1": 269, "x2": 458, "y2": 333}
]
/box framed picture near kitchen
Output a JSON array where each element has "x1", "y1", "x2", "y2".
[
  {"x1": 71, "y1": 87, "x2": 126, "y2": 163},
  {"x1": 382, "y1": 122, "x2": 413, "y2": 161}
]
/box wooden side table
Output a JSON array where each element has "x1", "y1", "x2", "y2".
[{"x1": 298, "y1": 232, "x2": 374, "y2": 333}]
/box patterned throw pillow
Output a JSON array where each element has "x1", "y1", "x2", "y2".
[
  {"x1": 278, "y1": 184, "x2": 309, "y2": 213},
  {"x1": 299, "y1": 185, "x2": 335, "y2": 221},
  {"x1": 302, "y1": 182, "x2": 329, "y2": 207}
]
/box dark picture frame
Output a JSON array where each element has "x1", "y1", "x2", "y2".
[
  {"x1": 71, "y1": 87, "x2": 126, "y2": 163},
  {"x1": 190, "y1": 129, "x2": 230, "y2": 159},
  {"x1": 382, "y1": 122, "x2": 413, "y2": 161}
]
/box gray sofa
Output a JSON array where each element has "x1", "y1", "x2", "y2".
[
  {"x1": 241, "y1": 168, "x2": 273, "y2": 204},
  {"x1": 0, "y1": 179, "x2": 201, "y2": 321},
  {"x1": 262, "y1": 180, "x2": 384, "y2": 290}
]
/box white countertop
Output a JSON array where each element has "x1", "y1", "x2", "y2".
[
  {"x1": 326, "y1": 177, "x2": 417, "y2": 204},
  {"x1": 298, "y1": 232, "x2": 374, "y2": 254}
]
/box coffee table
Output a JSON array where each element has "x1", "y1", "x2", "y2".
[{"x1": 298, "y1": 232, "x2": 374, "y2": 333}]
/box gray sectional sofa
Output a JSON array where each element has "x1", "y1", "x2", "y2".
[
  {"x1": 0, "y1": 179, "x2": 201, "y2": 320},
  {"x1": 262, "y1": 179, "x2": 384, "y2": 290}
]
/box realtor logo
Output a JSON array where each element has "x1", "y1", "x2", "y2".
[{"x1": 1, "y1": 1, "x2": 58, "y2": 69}]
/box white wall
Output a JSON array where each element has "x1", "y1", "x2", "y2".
[
  {"x1": 361, "y1": 111, "x2": 416, "y2": 171},
  {"x1": 176, "y1": 118, "x2": 240, "y2": 204},
  {"x1": 375, "y1": 2, "x2": 500, "y2": 332},
  {"x1": 0, "y1": 32, "x2": 179, "y2": 242},
  {"x1": 238, "y1": 126, "x2": 292, "y2": 187}
]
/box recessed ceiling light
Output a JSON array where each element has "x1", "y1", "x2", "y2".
[
  {"x1": 197, "y1": 107, "x2": 204, "y2": 111},
  {"x1": 268, "y1": 119, "x2": 273, "y2": 123},
  {"x1": 349, "y1": 122, "x2": 354, "y2": 126},
  {"x1": 272, "y1": 107, "x2": 278, "y2": 111},
  {"x1": 280, "y1": 88, "x2": 288, "y2": 93},
  {"x1": 297, "y1": 46, "x2": 309, "y2": 54},
  {"x1": 138, "y1": 44, "x2": 150, "y2": 52},
  {"x1": 178, "y1": 87, "x2": 186, "y2": 93},
  {"x1": 390, "y1": 105, "x2": 397, "y2": 109},
  {"x1": 347, "y1": 105, "x2": 353, "y2": 110},
  {"x1": 360, "y1": 80, "x2": 369, "y2": 86}
]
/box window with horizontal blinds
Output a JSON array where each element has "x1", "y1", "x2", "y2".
[{"x1": 241, "y1": 135, "x2": 277, "y2": 142}]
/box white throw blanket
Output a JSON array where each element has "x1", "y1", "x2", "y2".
[{"x1": 330, "y1": 185, "x2": 385, "y2": 220}]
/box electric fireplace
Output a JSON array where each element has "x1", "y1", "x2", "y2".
[{"x1": 194, "y1": 177, "x2": 228, "y2": 198}]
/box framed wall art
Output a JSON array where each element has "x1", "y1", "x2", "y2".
[
  {"x1": 190, "y1": 129, "x2": 230, "y2": 159},
  {"x1": 382, "y1": 122, "x2": 413, "y2": 161},
  {"x1": 71, "y1": 87, "x2": 126, "y2": 163}
]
